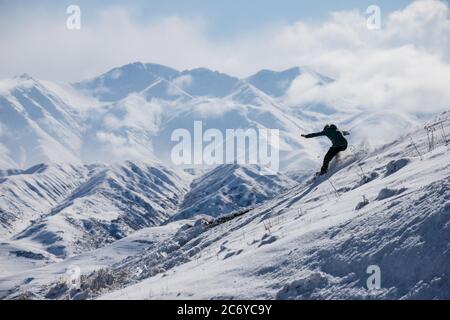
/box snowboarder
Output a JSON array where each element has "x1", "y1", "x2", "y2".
[{"x1": 302, "y1": 124, "x2": 350, "y2": 176}]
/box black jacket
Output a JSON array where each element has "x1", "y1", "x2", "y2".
[{"x1": 304, "y1": 127, "x2": 350, "y2": 147}]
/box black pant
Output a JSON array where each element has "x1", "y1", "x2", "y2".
[{"x1": 321, "y1": 144, "x2": 347, "y2": 174}]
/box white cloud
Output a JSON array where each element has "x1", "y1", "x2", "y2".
[
  {"x1": 282, "y1": 0, "x2": 450, "y2": 115},
  {"x1": 115, "y1": 94, "x2": 163, "y2": 132},
  {"x1": 0, "y1": 0, "x2": 450, "y2": 117},
  {"x1": 286, "y1": 46, "x2": 450, "y2": 113},
  {"x1": 385, "y1": 0, "x2": 450, "y2": 56},
  {"x1": 193, "y1": 99, "x2": 237, "y2": 118},
  {"x1": 0, "y1": 7, "x2": 216, "y2": 81},
  {"x1": 94, "y1": 130, "x2": 154, "y2": 162},
  {"x1": 96, "y1": 131, "x2": 127, "y2": 146},
  {"x1": 172, "y1": 75, "x2": 193, "y2": 92},
  {"x1": 91, "y1": 95, "x2": 165, "y2": 162},
  {"x1": 1, "y1": 1, "x2": 449, "y2": 80}
]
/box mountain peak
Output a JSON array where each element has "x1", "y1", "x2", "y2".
[
  {"x1": 176, "y1": 68, "x2": 240, "y2": 98},
  {"x1": 124, "y1": 61, "x2": 146, "y2": 69},
  {"x1": 246, "y1": 67, "x2": 302, "y2": 98},
  {"x1": 13, "y1": 73, "x2": 41, "y2": 86},
  {"x1": 2, "y1": 73, "x2": 44, "y2": 94},
  {"x1": 246, "y1": 66, "x2": 333, "y2": 98},
  {"x1": 16, "y1": 73, "x2": 35, "y2": 81},
  {"x1": 252, "y1": 67, "x2": 300, "y2": 77},
  {"x1": 71, "y1": 62, "x2": 330, "y2": 101},
  {"x1": 73, "y1": 62, "x2": 180, "y2": 101},
  {"x1": 228, "y1": 81, "x2": 274, "y2": 106}
]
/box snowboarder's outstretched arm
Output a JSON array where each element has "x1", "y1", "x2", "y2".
[
  {"x1": 342, "y1": 131, "x2": 350, "y2": 136},
  {"x1": 301, "y1": 131, "x2": 325, "y2": 138}
]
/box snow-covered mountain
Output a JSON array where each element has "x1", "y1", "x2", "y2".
[
  {"x1": 1, "y1": 62, "x2": 426, "y2": 172},
  {"x1": 0, "y1": 75, "x2": 84, "y2": 168},
  {"x1": 171, "y1": 164, "x2": 296, "y2": 220},
  {"x1": 1, "y1": 62, "x2": 449, "y2": 300},
  {"x1": 246, "y1": 67, "x2": 333, "y2": 98},
  {"x1": 74, "y1": 62, "x2": 180, "y2": 102},
  {"x1": 0, "y1": 161, "x2": 192, "y2": 257},
  {"x1": 1, "y1": 63, "x2": 335, "y2": 171},
  {"x1": 1, "y1": 112, "x2": 448, "y2": 300},
  {"x1": 0, "y1": 160, "x2": 301, "y2": 258}
]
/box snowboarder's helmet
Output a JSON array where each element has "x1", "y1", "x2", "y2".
[{"x1": 329, "y1": 124, "x2": 337, "y2": 131}]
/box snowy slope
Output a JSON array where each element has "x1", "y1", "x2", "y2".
[
  {"x1": 0, "y1": 238, "x2": 58, "y2": 277},
  {"x1": 0, "y1": 161, "x2": 192, "y2": 257},
  {"x1": 171, "y1": 164, "x2": 296, "y2": 220},
  {"x1": 0, "y1": 75, "x2": 85, "y2": 168},
  {"x1": 0, "y1": 162, "x2": 304, "y2": 298},
  {"x1": 1, "y1": 112, "x2": 449, "y2": 300},
  {"x1": 0, "y1": 160, "x2": 298, "y2": 261},
  {"x1": 175, "y1": 68, "x2": 240, "y2": 98},
  {"x1": 0, "y1": 219, "x2": 188, "y2": 299},
  {"x1": 246, "y1": 67, "x2": 333, "y2": 98},
  {"x1": 141, "y1": 79, "x2": 193, "y2": 102},
  {"x1": 94, "y1": 113, "x2": 449, "y2": 300},
  {"x1": 0, "y1": 163, "x2": 94, "y2": 237}
]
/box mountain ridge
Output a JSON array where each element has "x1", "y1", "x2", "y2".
[{"x1": 1, "y1": 62, "x2": 426, "y2": 172}]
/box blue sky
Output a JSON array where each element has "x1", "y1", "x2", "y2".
[
  {"x1": 82, "y1": 0, "x2": 413, "y2": 36},
  {"x1": 2, "y1": 0, "x2": 413, "y2": 38},
  {"x1": 1, "y1": 0, "x2": 448, "y2": 82}
]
